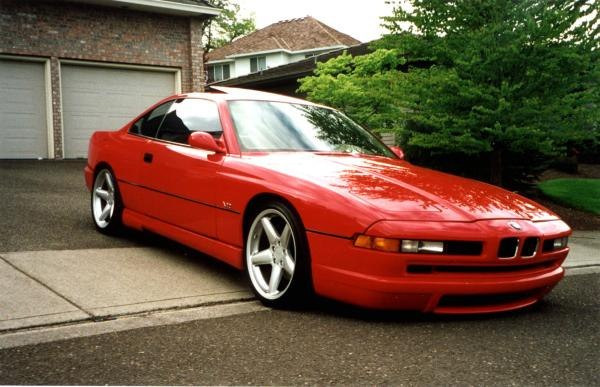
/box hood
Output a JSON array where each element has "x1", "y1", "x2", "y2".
[{"x1": 242, "y1": 152, "x2": 558, "y2": 222}]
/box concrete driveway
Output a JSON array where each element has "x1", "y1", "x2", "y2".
[
  {"x1": 0, "y1": 159, "x2": 140, "y2": 252},
  {"x1": 0, "y1": 160, "x2": 253, "y2": 334},
  {"x1": 0, "y1": 160, "x2": 598, "y2": 346}
]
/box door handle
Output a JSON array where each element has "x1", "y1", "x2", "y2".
[{"x1": 143, "y1": 153, "x2": 153, "y2": 163}]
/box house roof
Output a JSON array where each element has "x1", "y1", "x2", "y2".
[
  {"x1": 210, "y1": 42, "x2": 372, "y2": 87},
  {"x1": 206, "y1": 16, "x2": 361, "y2": 62}
]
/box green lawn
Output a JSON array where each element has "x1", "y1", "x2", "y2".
[{"x1": 538, "y1": 178, "x2": 600, "y2": 215}]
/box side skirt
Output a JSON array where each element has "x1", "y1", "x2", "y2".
[{"x1": 122, "y1": 208, "x2": 243, "y2": 270}]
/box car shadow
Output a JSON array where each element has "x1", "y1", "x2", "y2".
[
  {"x1": 108, "y1": 227, "x2": 248, "y2": 285},
  {"x1": 279, "y1": 291, "x2": 556, "y2": 324}
]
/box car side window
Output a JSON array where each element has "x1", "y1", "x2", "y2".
[
  {"x1": 156, "y1": 98, "x2": 223, "y2": 145},
  {"x1": 130, "y1": 117, "x2": 143, "y2": 135},
  {"x1": 129, "y1": 101, "x2": 173, "y2": 138}
]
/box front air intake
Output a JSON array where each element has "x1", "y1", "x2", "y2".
[
  {"x1": 498, "y1": 237, "x2": 519, "y2": 258},
  {"x1": 522, "y1": 237, "x2": 539, "y2": 258}
]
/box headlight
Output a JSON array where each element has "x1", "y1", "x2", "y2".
[
  {"x1": 553, "y1": 237, "x2": 568, "y2": 249},
  {"x1": 401, "y1": 240, "x2": 444, "y2": 253},
  {"x1": 543, "y1": 236, "x2": 569, "y2": 252}
]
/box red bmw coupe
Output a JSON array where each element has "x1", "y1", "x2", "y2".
[{"x1": 85, "y1": 87, "x2": 571, "y2": 314}]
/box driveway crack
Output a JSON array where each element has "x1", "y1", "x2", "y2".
[{"x1": 0, "y1": 255, "x2": 93, "y2": 317}]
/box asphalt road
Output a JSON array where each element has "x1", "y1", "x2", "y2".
[
  {"x1": 1, "y1": 273, "x2": 598, "y2": 385},
  {"x1": 0, "y1": 160, "x2": 174, "y2": 252}
]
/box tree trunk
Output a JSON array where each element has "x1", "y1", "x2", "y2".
[{"x1": 490, "y1": 148, "x2": 503, "y2": 186}]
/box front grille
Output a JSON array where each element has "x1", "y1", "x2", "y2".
[
  {"x1": 406, "y1": 260, "x2": 556, "y2": 275},
  {"x1": 522, "y1": 237, "x2": 539, "y2": 257},
  {"x1": 438, "y1": 288, "x2": 543, "y2": 308},
  {"x1": 498, "y1": 237, "x2": 519, "y2": 258}
]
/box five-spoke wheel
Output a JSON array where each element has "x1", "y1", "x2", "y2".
[
  {"x1": 91, "y1": 168, "x2": 122, "y2": 233},
  {"x1": 245, "y1": 202, "x2": 310, "y2": 307}
]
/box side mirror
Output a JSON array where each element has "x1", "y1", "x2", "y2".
[
  {"x1": 188, "y1": 131, "x2": 226, "y2": 154},
  {"x1": 390, "y1": 146, "x2": 404, "y2": 160}
]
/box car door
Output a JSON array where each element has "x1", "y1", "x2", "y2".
[
  {"x1": 118, "y1": 100, "x2": 174, "y2": 214},
  {"x1": 139, "y1": 98, "x2": 225, "y2": 238}
]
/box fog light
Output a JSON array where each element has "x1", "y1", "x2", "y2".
[
  {"x1": 401, "y1": 240, "x2": 444, "y2": 254},
  {"x1": 553, "y1": 237, "x2": 568, "y2": 249}
]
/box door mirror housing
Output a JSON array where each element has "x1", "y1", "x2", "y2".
[
  {"x1": 188, "y1": 131, "x2": 226, "y2": 154},
  {"x1": 390, "y1": 146, "x2": 404, "y2": 160}
]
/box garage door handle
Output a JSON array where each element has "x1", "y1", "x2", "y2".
[{"x1": 143, "y1": 153, "x2": 153, "y2": 163}]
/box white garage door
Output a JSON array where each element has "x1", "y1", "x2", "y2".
[
  {"x1": 0, "y1": 59, "x2": 48, "y2": 159},
  {"x1": 61, "y1": 64, "x2": 176, "y2": 158}
]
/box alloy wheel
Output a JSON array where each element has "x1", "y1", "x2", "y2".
[
  {"x1": 246, "y1": 208, "x2": 297, "y2": 300},
  {"x1": 92, "y1": 169, "x2": 116, "y2": 229}
]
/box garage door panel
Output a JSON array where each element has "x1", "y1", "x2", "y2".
[
  {"x1": 0, "y1": 60, "x2": 48, "y2": 159},
  {"x1": 62, "y1": 65, "x2": 175, "y2": 158}
]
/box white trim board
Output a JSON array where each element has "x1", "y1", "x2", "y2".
[{"x1": 74, "y1": 0, "x2": 220, "y2": 16}]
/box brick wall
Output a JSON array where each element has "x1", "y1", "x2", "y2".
[
  {"x1": 0, "y1": 1, "x2": 208, "y2": 92},
  {"x1": 0, "y1": 0, "x2": 209, "y2": 158},
  {"x1": 49, "y1": 57, "x2": 63, "y2": 157},
  {"x1": 189, "y1": 18, "x2": 207, "y2": 91}
]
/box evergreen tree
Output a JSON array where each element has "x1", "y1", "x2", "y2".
[{"x1": 300, "y1": 0, "x2": 598, "y2": 186}]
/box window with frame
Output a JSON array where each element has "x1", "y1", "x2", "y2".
[
  {"x1": 129, "y1": 101, "x2": 174, "y2": 138},
  {"x1": 250, "y1": 56, "x2": 267, "y2": 73},
  {"x1": 209, "y1": 64, "x2": 231, "y2": 82},
  {"x1": 156, "y1": 98, "x2": 223, "y2": 145}
]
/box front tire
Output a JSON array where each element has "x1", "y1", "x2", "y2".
[
  {"x1": 91, "y1": 168, "x2": 122, "y2": 234},
  {"x1": 245, "y1": 201, "x2": 311, "y2": 308}
]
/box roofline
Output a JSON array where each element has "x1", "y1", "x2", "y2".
[
  {"x1": 208, "y1": 45, "x2": 348, "y2": 62},
  {"x1": 74, "y1": 0, "x2": 221, "y2": 16},
  {"x1": 207, "y1": 58, "x2": 235, "y2": 64},
  {"x1": 211, "y1": 69, "x2": 314, "y2": 87}
]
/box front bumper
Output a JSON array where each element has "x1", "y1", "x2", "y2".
[{"x1": 309, "y1": 219, "x2": 570, "y2": 314}]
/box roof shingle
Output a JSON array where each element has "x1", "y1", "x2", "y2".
[{"x1": 207, "y1": 16, "x2": 361, "y2": 62}]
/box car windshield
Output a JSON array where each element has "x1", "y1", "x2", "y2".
[{"x1": 228, "y1": 100, "x2": 395, "y2": 157}]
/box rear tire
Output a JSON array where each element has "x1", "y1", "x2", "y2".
[
  {"x1": 244, "y1": 201, "x2": 311, "y2": 308},
  {"x1": 91, "y1": 168, "x2": 123, "y2": 235}
]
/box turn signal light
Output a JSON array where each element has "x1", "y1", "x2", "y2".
[
  {"x1": 354, "y1": 235, "x2": 400, "y2": 252},
  {"x1": 354, "y1": 235, "x2": 373, "y2": 249},
  {"x1": 373, "y1": 237, "x2": 401, "y2": 252}
]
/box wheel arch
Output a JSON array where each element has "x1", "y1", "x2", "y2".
[
  {"x1": 242, "y1": 193, "x2": 306, "y2": 236},
  {"x1": 92, "y1": 161, "x2": 115, "y2": 178}
]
